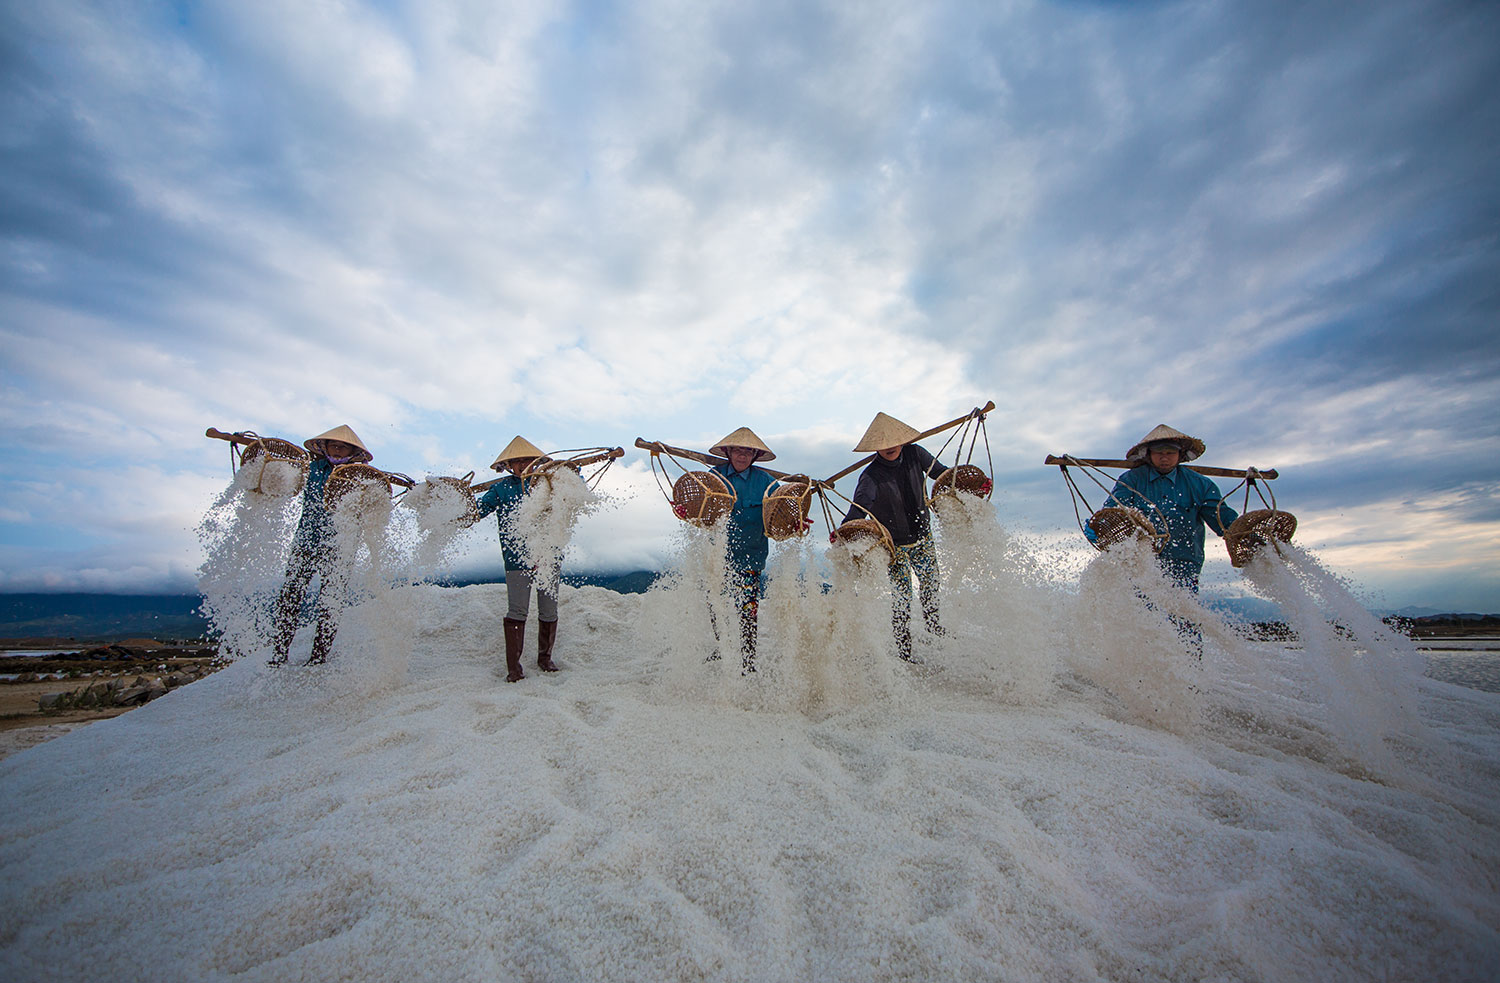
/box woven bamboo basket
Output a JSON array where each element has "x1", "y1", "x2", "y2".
[
  {"x1": 324, "y1": 463, "x2": 393, "y2": 522},
  {"x1": 832, "y1": 517, "x2": 896, "y2": 563},
  {"x1": 238, "y1": 437, "x2": 309, "y2": 497},
  {"x1": 672, "y1": 471, "x2": 736, "y2": 528},
  {"x1": 930, "y1": 464, "x2": 992, "y2": 504},
  {"x1": 1087, "y1": 506, "x2": 1162, "y2": 552},
  {"x1": 763, "y1": 477, "x2": 814, "y2": 541},
  {"x1": 410, "y1": 474, "x2": 479, "y2": 528},
  {"x1": 1224, "y1": 509, "x2": 1297, "y2": 568}
]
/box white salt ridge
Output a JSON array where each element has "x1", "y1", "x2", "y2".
[{"x1": 4, "y1": 492, "x2": 1498, "y2": 981}]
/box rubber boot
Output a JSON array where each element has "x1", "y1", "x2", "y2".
[
  {"x1": 503, "y1": 617, "x2": 526, "y2": 683},
  {"x1": 537, "y1": 619, "x2": 559, "y2": 672},
  {"x1": 739, "y1": 602, "x2": 758, "y2": 674}
]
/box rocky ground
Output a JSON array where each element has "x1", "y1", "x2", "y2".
[{"x1": 0, "y1": 644, "x2": 223, "y2": 760}]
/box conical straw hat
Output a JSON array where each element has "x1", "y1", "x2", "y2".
[
  {"x1": 853, "y1": 412, "x2": 921, "y2": 452},
  {"x1": 710, "y1": 426, "x2": 776, "y2": 462},
  {"x1": 1126, "y1": 423, "x2": 1206, "y2": 464},
  {"x1": 304, "y1": 424, "x2": 373, "y2": 463},
  {"x1": 491, "y1": 435, "x2": 546, "y2": 471}
]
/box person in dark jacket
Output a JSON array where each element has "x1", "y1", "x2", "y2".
[
  {"x1": 709, "y1": 426, "x2": 778, "y2": 673},
  {"x1": 269, "y1": 424, "x2": 373, "y2": 666},
  {"x1": 475, "y1": 435, "x2": 559, "y2": 683},
  {"x1": 842, "y1": 412, "x2": 950, "y2": 662}
]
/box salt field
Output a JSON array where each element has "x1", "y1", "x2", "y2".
[{"x1": 0, "y1": 480, "x2": 1496, "y2": 982}]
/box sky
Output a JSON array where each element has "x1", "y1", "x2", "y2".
[{"x1": 1, "y1": 0, "x2": 1497, "y2": 611}]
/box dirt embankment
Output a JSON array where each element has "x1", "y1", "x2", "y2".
[{"x1": 0, "y1": 644, "x2": 223, "y2": 734}]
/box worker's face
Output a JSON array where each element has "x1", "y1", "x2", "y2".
[
  {"x1": 877, "y1": 445, "x2": 903, "y2": 462},
  {"x1": 726, "y1": 446, "x2": 758, "y2": 472},
  {"x1": 1148, "y1": 444, "x2": 1181, "y2": 474},
  {"x1": 508, "y1": 457, "x2": 537, "y2": 475},
  {"x1": 323, "y1": 440, "x2": 356, "y2": 461}
]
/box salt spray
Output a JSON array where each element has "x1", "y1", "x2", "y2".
[
  {"x1": 198, "y1": 469, "x2": 1447, "y2": 789},
  {"x1": 400, "y1": 478, "x2": 479, "y2": 571},
  {"x1": 198, "y1": 468, "x2": 475, "y2": 695},
  {"x1": 507, "y1": 467, "x2": 603, "y2": 586},
  {"x1": 931, "y1": 493, "x2": 1065, "y2": 704},
  {"x1": 1066, "y1": 539, "x2": 1217, "y2": 735},
  {"x1": 1237, "y1": 541, "x2": 1428, "y2": 781},
  {"x1": 196, "y1": 468, "x2": 302, "y2": 660}
]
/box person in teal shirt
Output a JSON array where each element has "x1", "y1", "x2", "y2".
[
  {"x1": 1097, "y1": 423, "x2": 1238, "y2": 591},
  {"x1": 709, "y1": 427, "x2": 779, "y2": 672},
  {"x1": 270, "y1": 424, "x2": 374, "y2": 666},
  {"x1": 475, "y1": 435, "x2": 559, "y2": 683}
]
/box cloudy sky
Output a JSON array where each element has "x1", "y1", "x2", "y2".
[{"x1": 1, "y1": 0, "x2": 1496, "y2": 611}]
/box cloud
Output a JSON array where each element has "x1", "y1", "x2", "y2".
[{"x1": 1, "y1": 0, "x2": 1497, "y2": 609}]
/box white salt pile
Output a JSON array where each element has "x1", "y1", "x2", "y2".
[{"x1": 3, "y1": 495, "x2": 1498, "y2": 982}]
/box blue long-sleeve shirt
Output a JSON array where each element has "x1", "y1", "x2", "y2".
[
  {"x1": 475, "y1": 476, "x2": 529, "y2": 571},
  {"x1": 1105, "y1": 465, "x2": 1238, "y2": 568},
  {"x1": 713, "y1": 463, "x2": 776, "y2": 573},
  {"x1": 291, "y1": 458, "x2": 335, "y2": 553}
]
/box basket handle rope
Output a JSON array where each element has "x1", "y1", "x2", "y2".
[
  {"x1": 1215, "y1": 468, "x2": 1277, "y2": 532},
  {"x1": 1055, "y1": 455, "x2": 1171, "y2": 549},
  {"x1": 823, "y1": 401, "x2": 995, "y2": 487},
  {"x1": 206, "y1": 427, "x2": 262, "y2": 475}
]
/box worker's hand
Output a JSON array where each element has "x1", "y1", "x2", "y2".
[
  {"x1": 978, "y1": 480, "x2": 993, "y2": 496},
  {"x1": 801, "y1": 518, "x2": 813, "y2": 530},
  {"x1": 829, "y1": 531, "x2": 838, "y2": 545},
  {"x1": 673, "y1": 504, "x2": 688, "y2": 520}
]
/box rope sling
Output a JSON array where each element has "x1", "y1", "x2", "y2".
[
  {"x1": 220, "y1": 430, "x2": 310, "y2": 497},
  {"x1": 1051, "y1": 454, "x2": 1295, "y2": 564},
  {"x1": 819, "y1": 481, "x2": 896, "y2": 562},
  {"x1": 1216, "y1": 471, "x2": 1297, "y2": 568},
  {"x1": 821, "y1": 403, "x2": 996, "y2": 561},
  {"x1": 927, "y1": 410, "x2": 995, "y2": 507},
  {"x1": 1056, "y1": 456, "x2": 1171, "y2": 553},
  {"x1": 645, "y1": 445, "x2": 736, "y2": 528},
  {"x1": 517, "y1": 447, "x2": 625, "y2": 495}
]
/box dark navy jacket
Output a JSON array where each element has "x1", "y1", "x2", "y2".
[{"x1": 842, "y1": 444, "x2": 948, "y2": 547}]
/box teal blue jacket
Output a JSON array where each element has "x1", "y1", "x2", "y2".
[
  {"x1": 475, "y1": 476, "x2": 529, "y2": 571},
  {"x1": 713, "y1": 463, "x2": 776, "y2": 573},
  {"x1": 291, "y1": 458, "x2": 335, "y2": 553},
  {"x1": 1106, "y1": 465, "x2": 1237, "y2": 568}
]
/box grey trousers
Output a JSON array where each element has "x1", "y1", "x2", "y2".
[{"x1": 506, "y1": 568, "x2": 559, "y2": 622}]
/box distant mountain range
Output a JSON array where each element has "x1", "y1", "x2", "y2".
[
  {"x1": 0, "y1": 582, "x2": 1491, "y2": 644},
  {"x1": 0, "y1": 573, "x2": 663, "y2": 642}
]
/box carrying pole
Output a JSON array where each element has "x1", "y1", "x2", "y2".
[
  {"x1": 205, "y1": 427, "x2": 255, "y2": 446},
  {"x1": 472, "y1": 448, "x2": 625, "y2": 492},
  {"x1": 1043, "y1": 455, "x2": 1278, "y2": 480},
  {"x1": 824, "y1": 401, "x2": 995, "y2": 486},
  {"x1": 633, "y1": 438, "x2": 813, "y2": 484}
]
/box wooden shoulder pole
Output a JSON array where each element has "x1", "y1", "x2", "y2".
[
  {"x1": 205, "y1": 427, "x2": 256, "y2": 446},
  {"x1": 1044, "y1": 455, "x2": 1279, "y2": 480},
  {"x1": 633, "y1": 438, "x2": 804, "y2": 482},
  {"x1": 824, "y1": 401, "x2": 995, "y2": 486}
]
